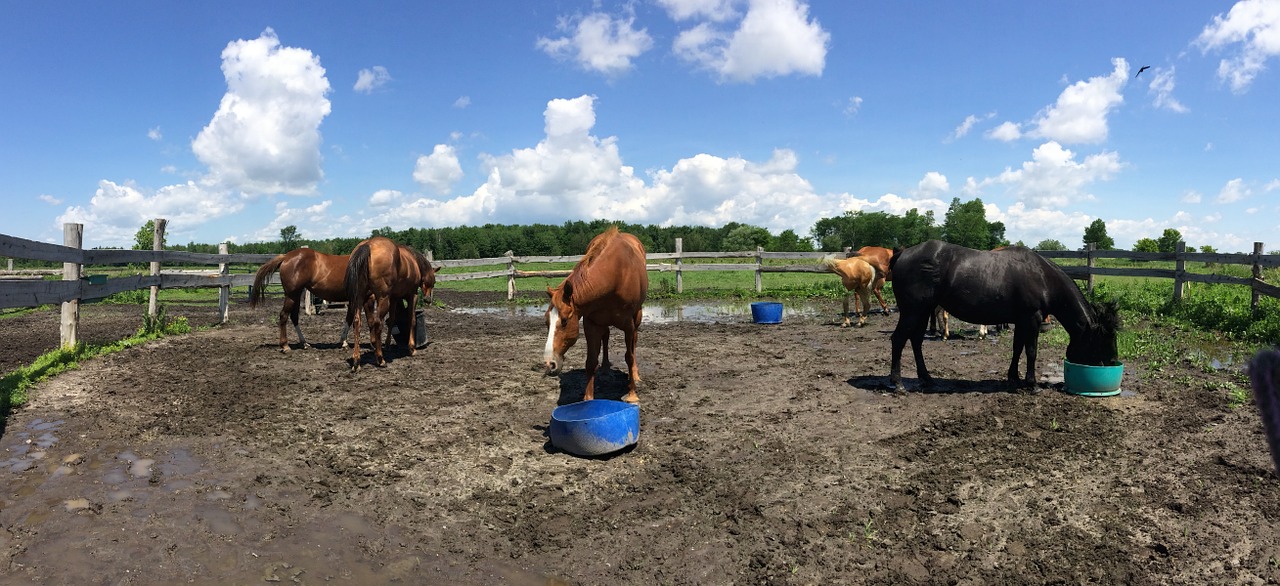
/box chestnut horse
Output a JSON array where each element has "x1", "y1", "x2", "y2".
[
  {"x1": 250, "y1": 248, "x2": 352, "y2": 352},
  {"x1": 821, "y1": 254, "x2": 876, "y2": 327},
  {"x1": 849, "y1": 246, "x2": 893, "y2": 314},
  {"x1": 345, "y1": 237, "x2": 437, "y2": 371},
  {"x1": 544, "y1": 227, "x2": 648, "y2": 403},
  {"x1": 888, "y1": 240, "x2": 1119, "y2": 392}
]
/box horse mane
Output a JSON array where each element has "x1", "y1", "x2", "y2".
[{"x1": 579, "y1": 226, "x2": 621, "y2": 268}]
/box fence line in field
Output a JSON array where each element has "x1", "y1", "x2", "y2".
[{"x1": 2, "y1": 220, "x2": 1278, "y2": 349}]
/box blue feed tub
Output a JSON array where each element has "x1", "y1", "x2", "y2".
[
  {"x1": 549, "y1": 400, "x2": 640, "y2": 456},
  {"x1": 1063, "y1": 360, "x2": 1124, "y2": 397},
  {"x1": 750, "y1": 301, "x2": 783, "y2": 324}
]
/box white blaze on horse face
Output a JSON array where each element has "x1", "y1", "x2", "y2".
[{"x1": 544, "y1": 306, "x2": 560, "y2": 363}]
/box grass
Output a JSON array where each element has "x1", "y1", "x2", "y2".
[{"x1": 1, "y1": 305, "x2": 192, "y2": 418}]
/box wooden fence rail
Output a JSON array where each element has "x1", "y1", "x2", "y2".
[{"x1": 2, "y1": 222, "x2": 1277, "y2": 349}]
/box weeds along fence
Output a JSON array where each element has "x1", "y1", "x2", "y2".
[{"x1": 3, "y1": 221, "x2": 1279, "y2": 349}]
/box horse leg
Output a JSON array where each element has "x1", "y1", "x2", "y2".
[
  {"x1": 370, "y1": 297, "x2": 388, "y2": 367},
  {"x1": 348, "y1": 304, "x2": 363, "y2": 372},
  {"x1": 405, "y1": 294, "x2": 420, "y2": 356},
  {"x1": 1007, "y1": 320, "x2": 1040, "y2": 388},
  {"x1": 581, "y1": 321, "x2": 606, "y2": 402},
  {"x1": 599, "y1": 327, "x2": 611, "y2": 371},
  {"x1": 857, "y1": 287, "x2": 871, "y2": 327},
  {"x1": 840, "y1": 293, "x2": 852, "y2": 327},
  {"x1": 890, "y1": 311, "x2": 932, "y2": 392},
  {"x1": 621, "y1": 322, "x2": 640, "y2": 404},
  {"x1": 277, "y1": 295, "x2": 297, "y2": 352},
  {"x1": 872, "y1": 278, "x2": 889, "y2": 313},
  {"x1": 1022, "y1": 317, "x2": 1042, "y2": 387}
]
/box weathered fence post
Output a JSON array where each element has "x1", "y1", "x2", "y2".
[
  {"x1": 1173, "y1": 241, "x2": 1186, "y2": 303},
  {"x1": 674, "y1": 238, "x2": 683, "y2": 294},
  {"x1": 5, "y1": 258, "x2": 12, "y2": 271},
  {"x1": 1253, "y1": 242, "x2": 1265, "y2": 316},
  {"x1": 218, "y1": 242, "x2": 230, "y2": 324},
  {"x1": 1085, "y1": 243, "x2": 1096, "y2": 295},
  {"x1": 755, "y1": 246, "x2": 764, "y2": 293},
  {"x1": 148, "y1": 218, "x2": 167, "y2": 318},
  {"x1": 60, "y1": 223, "x2": 83, "y2": 348},
  {"x1": 506, "y1": 250, "x2": 516, "y2": 301}
]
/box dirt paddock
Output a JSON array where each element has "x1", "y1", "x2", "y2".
[{"x1": 2, "y1": 292, "x2": 1278, "y2": 585}]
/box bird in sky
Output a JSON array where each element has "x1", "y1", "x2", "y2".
[{"x1": 1135, "y1": 65, "x2": 1151, "y2": 78}]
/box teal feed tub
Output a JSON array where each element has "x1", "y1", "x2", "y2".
[{"x1": 1063, "y1": 360, "x2": 1124, "y2": 397}]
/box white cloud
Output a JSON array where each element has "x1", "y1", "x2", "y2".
[
  {"x1": 57, "y1": 180, "x2": 243, "y2": 247},
  {"x1": 985, "y1": 121, "x2": 1022, "y2": 142},
  {"x1": 914, "y1": 171, "x2": 949, "y2": 196},
  {"x1": 38, "y1": 194, "x2": 62, "y2": 205},
  {"x1": 1216, "y1": 177, "x2": 1252, "y2": 203},
  {"x1": 1181, "y1": 190, "x2": 1203, "y2": 204},
  {"x1": 842, "y1": 96, "x2": 863, "y2": 116},
  {"x1": 1147, "y1": 67, "x2": 1188, "y2": 113},
  {"x1": 148, "y1": 127, "x2": 162, "y2": 141},
  {"x1": 354, "y1": 65, "x2": 391, "y2": 93},
  {"x1": 413, "y1": 144, "x2": 464, "y2": 194},
  {"x1": 191, "y1": 28, "x2": 332, "y2": 196},
  {"x1": 1026, "y1": 58, "x2": 1129, "y2": 144},
  {"x1": 657, "y1": 0, "x2": 739, "y2": 22},
  {"x1": 992, "y1": 201, "x2": 1097, "y2": 247},
  {"x1": 950, "y1": 112, "x2": 994, "y2": 141},
  {"x1": 979, "y1": 141, "x2": 1125, "y2": 208},
  {"x1": 369, "y1": 189, "x2": 404, "y2": 208},
  {"x1": 247, "y1": 200, "x2": 335, "y2": 243},
  {"x1": 537, "y1": 12, "x2": 653, "y2": 76},
  {"x1": 672, "y1": 0, "x2": 828, "y2": 82},
  {"x1": 1266, "y1": 178, "x2": 1280, "y2": 191},
  {"x1": 454, "y1": 96, "x2": 471, "y2": 108},
  {"x1": 1196, "y1": 0, "x2": 1280, "y2": 93}
]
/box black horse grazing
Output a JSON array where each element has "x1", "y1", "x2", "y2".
[{"x1": 888, "y1": 240, "x2": 1120, "y2": 392}]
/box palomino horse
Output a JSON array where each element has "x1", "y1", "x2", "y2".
[
  {"x1": 250, "y1": 248, "x2": 351, "y2": 352},
  {"x1": 544, "y1": 227, "x2": 648, "y2": 404},
  {"x1": 849, "y1": 246, "x2": 894, "y2": 314},
  {"x1": 888, "y1": 240, "x2": 1119, "y2": 392},
  {"x1": 821, "y1": 254, "x2": 876, "y2": 327},
  {"x1": 345, "y1": 237, "x2": 437, "y2": 371}
]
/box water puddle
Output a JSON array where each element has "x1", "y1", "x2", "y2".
[{"x1": 452, "y1": 300, "x2": 836, "y2": 324}]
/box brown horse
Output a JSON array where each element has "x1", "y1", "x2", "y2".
[
  {"x1": 822, "y1": 254, "x2": 876, "y2": 327},
  {"x1": 345, "y1": 237, "x2": 437, "y2": 371},
  {"x1": 544, "y1": 227, "x2": 648, "y2": 403},
  {"x1": 849, "y1": 246, "x2": 893, "y2": 313},
  {"x1": 250, "y1": 248, "x2": 351, "y2": 352}
]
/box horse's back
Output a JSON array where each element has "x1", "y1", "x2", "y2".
[{"x1": 573, "y1": 229, "x2": 648, "y2": 317}]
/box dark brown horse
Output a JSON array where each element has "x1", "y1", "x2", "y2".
[
  {"x1": 849, "y1": 246, "x2": 893, "y2": 313},
  {"x1": 250, "y1": 248, "x2": 351, "y2": 352},
  {"x1": 345, "y1": 237, "x2": 437, "y2": 370},
  {"x1": 888, "y1": 240, "x2": 1119, "y2": 392},
  {"x1": 544, "y1": 227, "x2": 648, "y2": 403}
]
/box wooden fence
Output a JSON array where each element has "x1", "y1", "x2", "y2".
[{"x1": 2, "y1": 221, "x2": 1278, "y2": 349}]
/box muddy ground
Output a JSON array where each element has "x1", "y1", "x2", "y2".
[{"x1": 1, "y1": 291, "x2": 1278, "y2": 585}]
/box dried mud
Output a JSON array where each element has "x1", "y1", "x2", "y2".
[{"x1": 2, "y1": 292, "x2": 1278, "y2": 585}]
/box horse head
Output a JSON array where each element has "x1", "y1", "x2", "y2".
[
  {"x1": 1066, "y1": 300, "x2": 1121, "y2": 366},
  {"x1": 543, "y1": 282, "x2": 580, "y2": 375}
]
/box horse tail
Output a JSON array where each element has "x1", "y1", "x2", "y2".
[
  {"x1": 888, "y1": 247, "x2": 904, "y2": 273},
  {"x1": 820, "y1": 254, "x2": 842, "y2": 271},
  {"x1": 249, "y1": 254, "x2": 287, "y2": 308},
  {"x1": 345, "y1": 241, "x2": 372, "y2": 323}
]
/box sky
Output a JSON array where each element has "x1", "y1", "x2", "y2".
[{"x1": 2, "y1": 1, "x2": 1279, "y2": 252}]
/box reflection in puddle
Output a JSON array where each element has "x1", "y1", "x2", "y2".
[{"x1": 451, "y1": 300, "x2": 834, "y2": 324}]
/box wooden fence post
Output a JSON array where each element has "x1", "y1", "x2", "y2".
[
  {"x1": 755, "y1": 246, "x2": 764, "y2": 293},
  {"x1": 1085, "y1": 243, "x2": 1096, "y2": 295},
  {"x1": 218, "y1": 242, "x2": 230, "y2": 324},
  {"x1": 6, "y1": 258, "x2": 12, "y2": 271},
  {"x1": 1173, "y1": 241, "x2": 1186, "y2": 303},
  {"x1": 675, "y1": 238, "x2": 683, "y2": 294},
  {"x1": 60, "y1": 223, "x2": 83, "y2": 348},
  {"x1": 1253, "y1": 242, "x2": 1265, "y2": 316},
  {"x1": 148, "y1": 218, "x2": 167, "y2": 318},
  {"x1": 506, "y1": 250, "x2": 516, "y2": 301}
]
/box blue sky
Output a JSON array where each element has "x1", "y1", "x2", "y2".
[{"x1": 3, "y1": 1, "x2": 1279, "y2": 252}]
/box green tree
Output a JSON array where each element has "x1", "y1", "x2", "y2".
[
  {"x1": 941, "y1": 197, "x2": 998, "y2": 249},
  {"x1": 133, "y1": 220, "x2": 166, "y2": 250},
  {"x1": 720, "y1": 225, "x2": 772, "y2": 251},
  {"x1": 279, "y1": 225, "x2": 300, "y2": 250},
  {"x1": 1082, "y1": 218, "x2": 1114, "y2": 250},
  {"x1": 1133, "y1": 238, "x2": 1159, "y2": 253},
  {"x1": 898, "y1": 208, "x2": 941, "y2": 247},
  {"x1": 1034, "y1": 239, "x2": 1067, "y2": 251},
  {"x1": 1156, "y1": 228, "x2": 1183, "y2": 253},
  {"x1": 767, "y1": 229, "x2": 814, "y2": 252}
]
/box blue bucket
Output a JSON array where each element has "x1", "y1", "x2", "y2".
[
  {"x1": 1063, "y1": 360, "x2": 1124, "y2": 397},
  {"x1": 549, "y1": 400, "x2": 640, "y2": 456},
  {"x1": 750, "y1": 301, "x2": 783, "y2": 324}
]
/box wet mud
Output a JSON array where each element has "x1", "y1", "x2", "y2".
[{"x1": 2, "y1": 292, "x2": 1278, "y2": 585}]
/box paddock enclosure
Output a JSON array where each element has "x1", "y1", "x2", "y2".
[{"x1": 2, "y1": 291, "x2": 1278, "y2": 585}]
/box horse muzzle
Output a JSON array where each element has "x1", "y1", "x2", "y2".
[{"x1": 544, "y1": 354, "x2": 564, "y2": 376}]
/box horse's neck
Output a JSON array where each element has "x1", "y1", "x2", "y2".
[{"x1": 1053, "y1": 292, "x2": 1096, "y2": 337}]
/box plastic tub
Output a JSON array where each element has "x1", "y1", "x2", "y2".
[
  {"x1": 1063, "y1": 360, "x2": 1124, "y2": 397},
  {"x1": 549, "y1": 400, "x2": 640, "y2": 456},
  {"x1": 750, "y1": 301, "x2": 783, "y2": 324}
]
